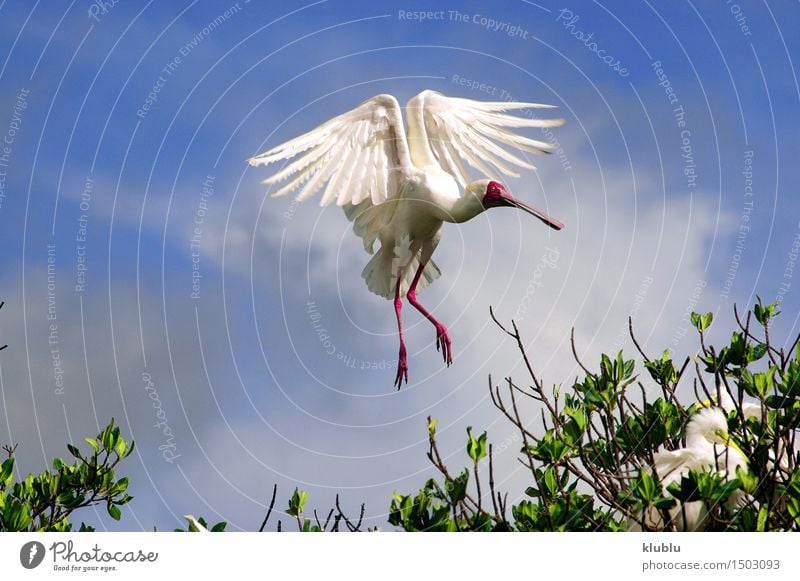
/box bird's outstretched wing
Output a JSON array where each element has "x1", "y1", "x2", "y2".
[
  {"x1": 248, "y1": 94, "x2": 414, "y2": 207},
  {"x1": 406, "y1": 90, "x2": 564, "y2": 187}
]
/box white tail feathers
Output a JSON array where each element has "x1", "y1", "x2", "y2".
[{"x1": 362, "y1": 245, "x2": 440, "y2": 299}]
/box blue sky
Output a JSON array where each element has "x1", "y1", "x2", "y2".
[{"x1": 0, "y1": 1, "x2": 798, "y2": 531}]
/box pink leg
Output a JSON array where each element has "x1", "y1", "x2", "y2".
[
  {"x1": 407, "y1": 262, "x2": 453, "y2": 366},
  {"x1": 394, "y1": 273, "x2": 408, "y2": 389}
]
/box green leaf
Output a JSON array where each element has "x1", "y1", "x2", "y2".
[
  {"x1": 754, "y1": 299, "x2": 779, "y2": 326},
  {"x1": 84, "y1": 438, "x2": 100, "y2": 454},
  {"x1": 601, "y1": 353, "x2": 613, "y2": 378},
  {"x1": 524, "y1": 485, "x2": 540, "y2": 498},
  {"x1": 778, "y1": 360, "x2": 800, "y2": 397},
  {"x1": 210, "y1": 521, "x2": 227, "y2": 532},
  {"x1": 736, "y1": 466, "x2": 758, "y2": 495},
  {"x1": 3, "y1": 498, "x2": 32, "y2": 531},
  {"x1": 726, "y1": 332, "x2": 747, "y2": 366},
  {"x1": 691, "y1": 311, "x2": 713, "y2": 331},
  {"x1": 107, "y1": 503, "x2": 121, "y2": 521},
  {"x1": 753, "y1": 370, "x2": 774, "y2": 398},
  {"x1": 427, "y1": 417, "x2": 438, "y2": 438},
  {"x1": 543, "y1": 466, "x2": 559, "y2": 495},
  {"x1": 0, "y1": 458, "x2": 14, "y2": 488},
  {"x1": 447, "y1": 470, "x2": 469, "y2": 504},
  {"x1": 748, "y1": 343, "x2": 768, "y2": 363},
  {"x1": 114, "y1": 477, "x2": 129, "y2": 495},
  {"x1": 287, "y1": 488, "x2": 308, "y2": 518},
  {"x1": 100, "y1": 422, "x2": 117, "y2": 451},
  {"x1": 757, "y1": 504, "x2": 769, "y2": 532},
  {"x1": 113, "y1": 437, "x2": 127, "y2": 458},
  {"x1": 564, "y1": 405, "x2": 587, "y2": 436},
  {"x1": 466, "y1": 427, "x2": 487, "y2": 464},
  {"x1": 738, "y1": 368, "x2": 757, "y2": 398}
]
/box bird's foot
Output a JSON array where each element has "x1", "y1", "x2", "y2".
[
  {"x1": 435, "y1": 324, "x2": 452, "y2": 366},
  {"x1": 394, "y1": 343, "x2": 408, "y2": 389}
]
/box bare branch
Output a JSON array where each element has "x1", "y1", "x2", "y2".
[{"x1": 258, "y1": 484, "x2": 278, "y2": 532}]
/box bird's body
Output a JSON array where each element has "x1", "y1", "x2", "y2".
[
  {"x1": 250, "y1": 90, "x2": 564, "y2": 386},
  {"x1": 702, "y1": 390, "x2": 797, "y2": 478},
  {"x1": 636, "y1": 407, "x2": 749, "y2": 531},
  {"x1": 183, "y1": 514, "x2": 209, "y2": 532}
]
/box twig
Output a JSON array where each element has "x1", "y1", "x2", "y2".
[
  {"x1": 488, "y1": 443, "x2": 499, "y2": 518},
  {"x1": 628, "y1": 316, "x2": 650, "y2": 362},
  {"x1": 335, "y1": 494, "x2": 365, "y2": 532},
  {"x1": 489, "y1": 306, "x2": 516, "y2": 338},
  {"x1": 258, "y1": 484, "x2": 278, "y2": 532},
  {"x1": 570, "y1": 328, "x2": 594, "y2": 377},
  {"x1": 0, "y1": 301, "x2": 6, "y2": 351}
]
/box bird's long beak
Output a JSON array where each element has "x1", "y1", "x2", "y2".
[
  {"x1": 696, "y1": 399, "x2": 713, "y2": 410},
  {"x1": 720, "y1": 431, "x2": 746, "y2": 459},
  {"x1": 502, "y1": 193, "x2": 564, "y2": 231}
]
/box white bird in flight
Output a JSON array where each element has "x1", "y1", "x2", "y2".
[{"x1": 249, "y1": 90, "x2": 564, "y2": 387}]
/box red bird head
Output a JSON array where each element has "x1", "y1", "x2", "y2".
[{"x1": 481, "y1": 181, "x2": 564, "y2": 230}]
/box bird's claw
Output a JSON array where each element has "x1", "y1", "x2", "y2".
[
  {"x1": 394, "y1": 344, "x2": 408, "y2": 389},
  {"x1": 435, "y1": 324, "x2": 453, "y2": 367}
]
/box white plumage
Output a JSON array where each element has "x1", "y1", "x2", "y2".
[
  {"x1": 637, "y1": 407, "x2": 749, "y2": 531},
  {"x1": 250, "y1": 90, "x2": 564, "y2": 387}
]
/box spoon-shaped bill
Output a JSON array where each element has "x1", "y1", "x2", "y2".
[{"x1": 503, "y1": 193, "x2": 564, "y2": 230}]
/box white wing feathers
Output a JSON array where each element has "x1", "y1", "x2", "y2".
[
  {"x1": 248, "y1": 95, "x2": 413, "y2": 207},
  {"x1": 411, "y1": 90, "x2": 564, "y2": 188}
]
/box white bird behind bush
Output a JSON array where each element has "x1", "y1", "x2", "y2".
[
  {"x1": 701, "y1": 390, "x2": 796, "y2": 477},
  {"x1": 634, "y1": 407, "x2": 749, "y2": 531},
  {"x1": 183, "y1": 514, "x2": 209, "y2": 532}
]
